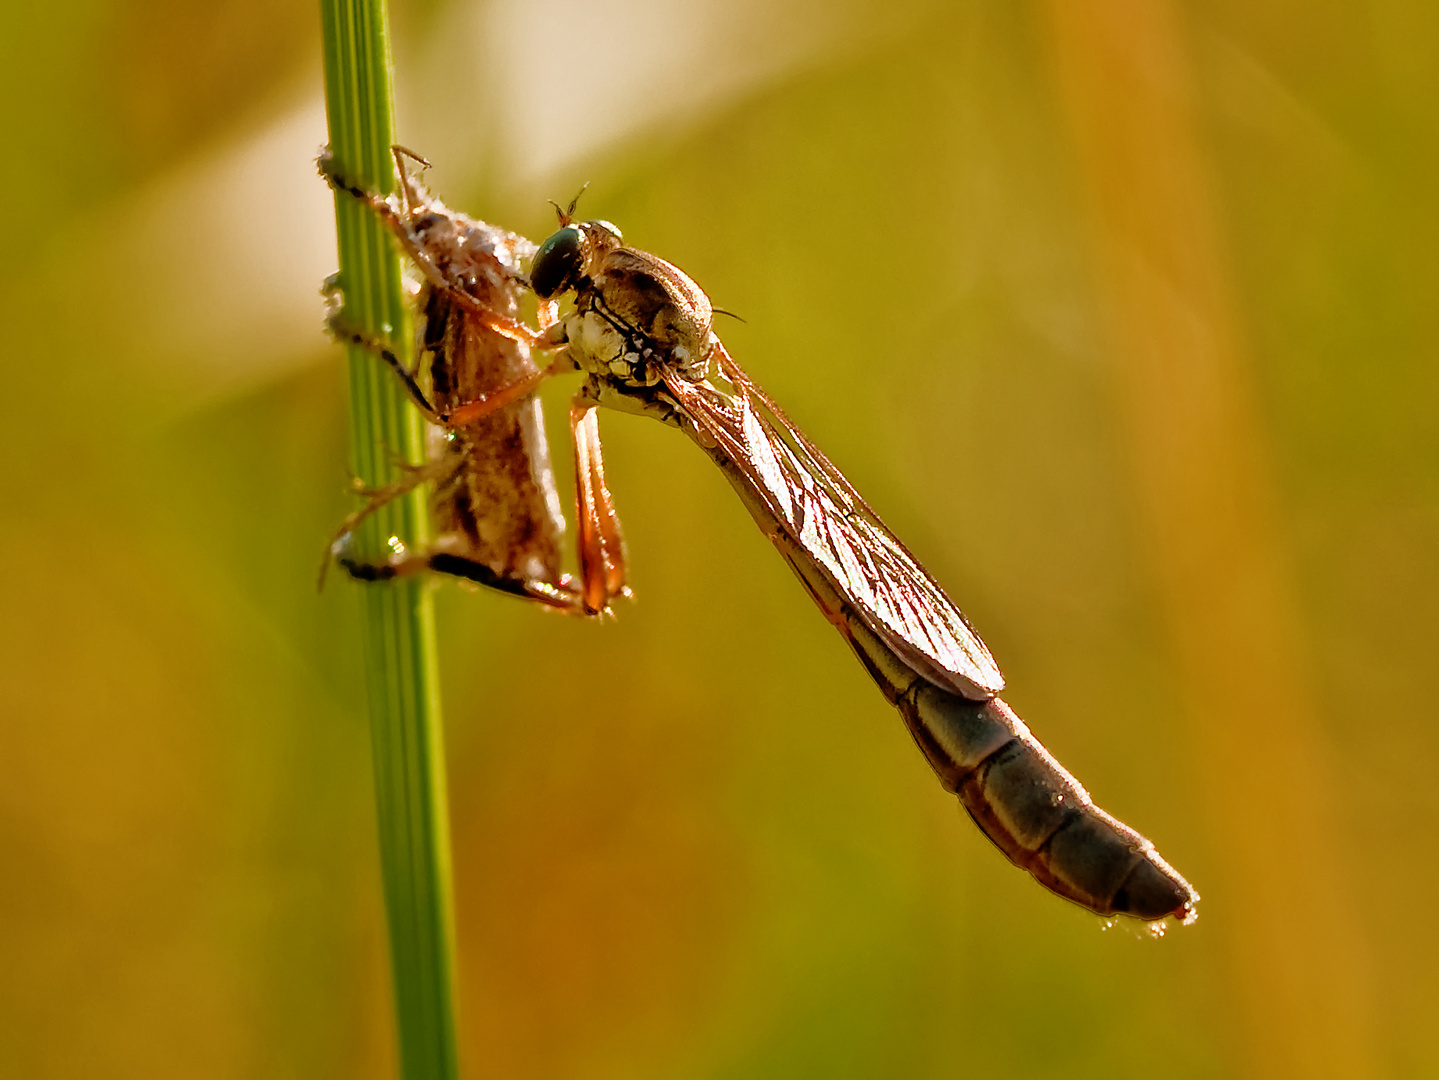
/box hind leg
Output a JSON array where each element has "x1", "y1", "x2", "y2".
[{"x1": 334, "y1": 538, "x2": 588, "y2": 614}]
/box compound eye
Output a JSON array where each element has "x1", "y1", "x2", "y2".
[{"x1": 531, "y1": 225, "x2": 585, "y2": 298}]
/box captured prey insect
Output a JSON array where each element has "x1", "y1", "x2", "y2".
[{"x1": 319, "y1": 147, "x2": 628, "y2": 614}]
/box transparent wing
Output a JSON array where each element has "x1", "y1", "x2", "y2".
[{"x1": 661, "y1": 342, "x2": 1004, "y2": 700}]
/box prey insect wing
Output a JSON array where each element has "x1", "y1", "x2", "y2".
[{"x1": 659, "y1": 344, "x2": 1003, "y2": 701}]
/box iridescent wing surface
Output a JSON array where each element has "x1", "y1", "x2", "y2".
[{"x1": 660, "y1": 343, "x2": 1004, "y2": 700}]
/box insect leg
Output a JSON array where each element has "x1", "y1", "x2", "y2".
[
  {"x1": 318, "y1": 149, "x2": 551, "y2": 350},
  {"x1": 569, "y1": 400, "x2": 630, "y2": 615},
  {"x1": 317, "y1": 148, "x2": 408, "y2": 233},
  {"x1": 389, "y1": 144, "x2": 431, "y2": 216},
  {"x1": 441, "y1": 356, "x2": 572, "y2": 428},
  {"x1": 336, "y1": 542, "x2": 586, "y2": 613},
  {"x1": 325, "y1": 315, "x2": 441, "y2": 422},
  {"x1": 329, "y1": 294, "x2": 566, "y2": 430},
  {"x1": 318, "y1": 456, "x2": 456, "y2": 589}
]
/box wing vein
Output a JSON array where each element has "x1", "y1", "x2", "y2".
[{"x1": 660, "y1": 346, "x2": 1004, "y2": 699}]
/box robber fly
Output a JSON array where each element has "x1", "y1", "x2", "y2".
[
  {"x1": 319, "y1": 148, "x2": 627, "y2": 614},
  {"x1": 533, "y1": 209, "x2": 1197, "y2": 924},
  {"x1": 328, "y1": 154, "x2": 1198, "y2": 924}
]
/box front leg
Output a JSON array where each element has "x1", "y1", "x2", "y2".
[
  {"x1": 328, "y1": 306, "x2": 573, "y2": 430},
  {"x1": 441, "y1": 355, "x2": 574, "y2": 428},
  {"x1": 319, "y1": 147, "x2": 549, "y2": 347},
  {"x1": 570, "y1": 399, "x2": 631, "y2": 615},
  {"x1": 326, "y1": 312, "x2": 442, "y2": 422}
]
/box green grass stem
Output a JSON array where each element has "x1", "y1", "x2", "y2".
[{"x1": 318, "y1": 2, "x2": 459, "y2": 1077}]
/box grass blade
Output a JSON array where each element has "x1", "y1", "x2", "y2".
[{"x1": 318, "y1": 1, "x2": 459, "y2": 1076}]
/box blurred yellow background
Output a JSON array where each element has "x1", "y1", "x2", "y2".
[{"x1": 1, "y1": 0, "x2": 1435, "y2": 1076}]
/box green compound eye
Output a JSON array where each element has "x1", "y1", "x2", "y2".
[{"x1": 531, "y1": 225, "x2": 585, "y2": 299}]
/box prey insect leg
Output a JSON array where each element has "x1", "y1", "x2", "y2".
[
  {"x1": 320, "y1": 425, "x2": 594, "y2": 614},
  {"x1": 388, "y1": 144, "x2": 432, "y2": 216},
  {"x1": 335, "y1": 541, "x2": 583, "y2": 613},
  {"x1": 318, "y1": 455, "x2": 456, "y2": 588},
  {"x1": 326, "y1": 315, "x2": 441, "y2": 421},
  {"x1": 329, "y1": 312, "x2": 571, "y2": 430},
  {"x1": 318, "y1": 149, "x2": 552, "y2": 351}
]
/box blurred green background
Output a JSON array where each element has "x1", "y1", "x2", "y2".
[{"x1": 1, "y1": 0, "x2": 1434, "y2": 1076}]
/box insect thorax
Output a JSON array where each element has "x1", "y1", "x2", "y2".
[
  {"x1": 564, "y1": 268, "x2": 716, "y2": 391},
  {"x1": 561, "y1": 308, "x2": 647, "y2": 386},
  {"x1": 566, "y1": 311, "x2": 716, "y2": 388}
]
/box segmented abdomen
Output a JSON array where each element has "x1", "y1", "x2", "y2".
[{"x1": 899, "y1": 682, "x2": 1197, "y2": 921}]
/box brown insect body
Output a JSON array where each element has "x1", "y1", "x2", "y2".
[
  {"x1": 320, "y1": 150, "x2": 625, "y2": 612},
  {"x1": 419, "y1": 268, "x2": 568, "y2": 591}
]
